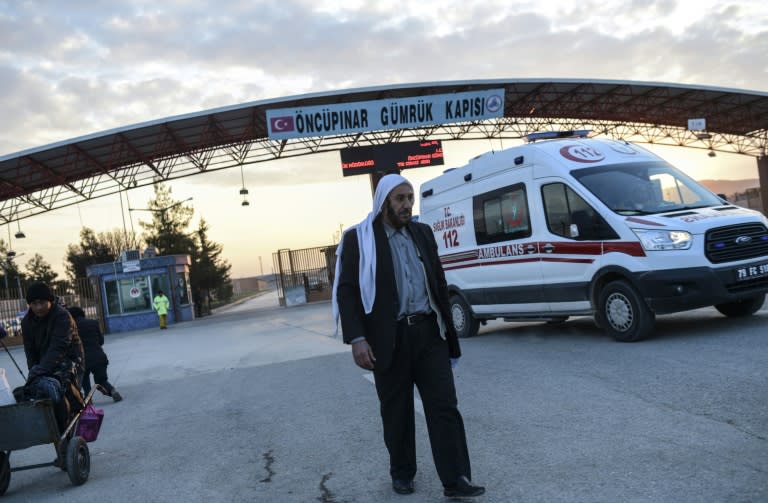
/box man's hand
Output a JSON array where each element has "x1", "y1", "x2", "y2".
[
  {"x1": 352, "y1": 339, "x2": 376, "y2": 370},
  {"x1": 25, "y1": 365, "x2": 48, "y2": 385}
]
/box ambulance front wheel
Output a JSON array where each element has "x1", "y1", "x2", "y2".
[
  {"x1": 597, "y1": 280, "x2": 655, "y2": 342},
  {"x1": 450, "y1": 295, "x2": 479, "y2": 338}
]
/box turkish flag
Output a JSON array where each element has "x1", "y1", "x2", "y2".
[{"x1": 270, "y1": 116, "x2": 295, "y2": 133}]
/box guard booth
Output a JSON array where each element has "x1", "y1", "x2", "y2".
[{"x1": 86, "y1": 249, "x2": 194, "y2": 333}]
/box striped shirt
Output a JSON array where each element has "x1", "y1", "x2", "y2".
[{"x1": 384, "y1": 223, "x2": 432, "y2": 318}]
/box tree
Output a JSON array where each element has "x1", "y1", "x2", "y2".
[
  {"x1": 65, "y1": 228, "x2": 116, "y2": 280},
  {"x1": 138, "y1": 183, "x2": 195, "y2": 256},
  {"x1": 25, "y1": 253, "x2": 58, "y2": 284},
  {"x1": 64, "y1": 227, "x2": 143, "y2": 280},
  {"x1": 137, "y1": 186, "x2": 233, "y2": 311},
  {"x1": 190, "y1": 218, "x2": 233, "y2": 308},
  {"x1": 96, "y1": 229, "x2": 143, "y2": 258},
  {"x1": 0, "y1": 238, "x2": 24, "y2": 296}
]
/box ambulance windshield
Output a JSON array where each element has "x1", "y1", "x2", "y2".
[{"x1": 571, "y1": 161, "x2": 724, "y2": 215}]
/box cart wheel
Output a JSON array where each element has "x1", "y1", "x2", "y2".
[
  {"x1": 0, "y1": 451, "x2": 10, "y2": 496},
  {"x1": 66, "y1": 437, "x2": 90, "y2": 486}
]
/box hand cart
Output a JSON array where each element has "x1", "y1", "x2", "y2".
[{"x1": 0, "y1": 386, "x2": 103, "y2": 496}]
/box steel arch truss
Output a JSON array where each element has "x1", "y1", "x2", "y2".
[
  {"x1": 3, "y1": 77, "x2": 768, "y2": 224},
  {"x1": 1, "y1": 117, "x2": 766, "y2": 225}
]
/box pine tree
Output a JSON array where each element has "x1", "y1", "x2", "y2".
[
  {"x1": 190, "y1": 218, "x2": 232, "y2": 309},
  {"x1": 138, "y1": 184, "x2": 195, "y2": 256}
]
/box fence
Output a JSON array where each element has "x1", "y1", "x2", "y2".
[
  {"x1": 273, "y1": 245, "x2": 337, "y2": 306},
  {"x1": 0, "y1": 277, "x2": 101, "y2": 344},
  {"x1": 730, "y1": 187, "x2": 763, "y2": 214}
]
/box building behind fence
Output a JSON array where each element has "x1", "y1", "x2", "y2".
[
  {"x1": 232, "y1": 276, "x2": 271, "y2": 296},
  {"x1": 272, "y1": 245, "x2": 336, "y2": 307}
]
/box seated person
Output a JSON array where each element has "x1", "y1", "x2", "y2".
[{"x1": 20, "y1": 282, "x2": 85, "y2": 432}]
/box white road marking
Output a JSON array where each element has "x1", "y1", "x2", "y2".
[{"x1": 363, "y1": 373, "x2": 425, "y2": 417}]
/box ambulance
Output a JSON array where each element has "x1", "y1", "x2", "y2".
[{"x1": 418, "y1": 131, "x2": 768, "y2": 341}]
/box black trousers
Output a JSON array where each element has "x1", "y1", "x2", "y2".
[
  {"x1": 82, "y1": 365, "x2": 115, "y2": 396},
  {"x1": 373, "y1": 316, "x2": 471, "y2": 486}
]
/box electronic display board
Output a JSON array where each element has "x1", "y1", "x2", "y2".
[{"x1": 340, "y1": 140, "x2": 444, "y2": 177}]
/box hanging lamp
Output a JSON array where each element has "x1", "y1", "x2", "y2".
[{"x1": 239, "y1": 165, "x2": 250, "y2": 206}]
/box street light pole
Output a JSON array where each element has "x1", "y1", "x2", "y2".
[
  {"x1": 129, "y1": 197, "x2": 194, "y2": 218},
  {"x1": 129, "y1": 197, "x2": 193, "y2": 253}
]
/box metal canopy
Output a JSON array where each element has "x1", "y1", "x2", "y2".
[{"x1": 1, "y1": 78, "x2": 766, "y2": 223}]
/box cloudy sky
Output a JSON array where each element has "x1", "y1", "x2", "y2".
[{"x1": 1, "y1": 0, "x2": 766, "y2": 278}]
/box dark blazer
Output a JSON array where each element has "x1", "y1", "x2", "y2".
[
  {"x1": 337, "y1": 217, "x2": 460, "y2": 370},
  {"x1": 75, "y1": 316, "x2": 108, "y2": 369}
]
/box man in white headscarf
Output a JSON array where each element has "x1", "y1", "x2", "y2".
[{"x1": 334, "y1": 173, "x2": 485, "y2": 498}]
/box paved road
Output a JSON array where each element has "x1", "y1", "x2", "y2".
[{"x1": 1, "y1": 292, "x2": 766, "y2": 502}]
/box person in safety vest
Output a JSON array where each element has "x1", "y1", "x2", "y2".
[{"x1": 153, "y1": 289, "x2": 170, "y2": 329}]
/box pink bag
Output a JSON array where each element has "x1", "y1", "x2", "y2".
[{"x1": 76, "y1": 404, "x2": 105, "y2": 442}]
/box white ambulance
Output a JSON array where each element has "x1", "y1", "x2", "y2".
[{"x1": 419, "y1": 131, "x2": 768, "y2": 341}]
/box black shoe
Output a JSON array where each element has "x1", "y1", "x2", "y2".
[
  {"x1": 111, "y1": 390, "x2": 123, "y2": 402},
  {"x1": 392, "y1": 478, "x2": 414, "y2": 495},
  {"x1": 443, "y1": 476, "x2": 485, "y2": 498}
]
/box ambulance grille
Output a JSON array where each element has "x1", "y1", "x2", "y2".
[{"x1": 705, "y1": 223, "x2": 768, "y2": 263}]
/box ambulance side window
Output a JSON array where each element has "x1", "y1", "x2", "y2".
[
  {"x1": 473, "y1": 183, "x2": 531, "y2": 245},
  {"x1": 542, "y1": 183, "x2": 618, "y2": 240}
]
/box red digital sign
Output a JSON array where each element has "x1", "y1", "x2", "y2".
[{"x1": 340, "y1": 140, "x2": 444, "y2": 177}]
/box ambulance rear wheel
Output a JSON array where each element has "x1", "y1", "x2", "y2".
[
  {"x1": 714, "y1": 294, "x2": 765, "y2": 317},
  {"x1": 597, "y1": 280, "x2": 654, "y2": 342},
  {"x1": 450, "y1": 295, "x2": 479, "y2": 338}
]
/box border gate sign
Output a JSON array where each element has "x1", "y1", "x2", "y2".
[{"x1": 266, "y1": 89, "x2": 505, "y2": 140}]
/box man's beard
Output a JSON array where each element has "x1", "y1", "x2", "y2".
[{"x1": 385, "y1": 203, "x2": 410, "y2": 229}]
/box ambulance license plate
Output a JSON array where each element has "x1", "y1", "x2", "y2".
[{"x1": 735, "y1": 262, "x2": 768, "y2": 281}]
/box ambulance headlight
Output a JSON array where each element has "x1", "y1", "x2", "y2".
[{"x1": 632, "y1": 229, "x2": 692, "y2": 250}]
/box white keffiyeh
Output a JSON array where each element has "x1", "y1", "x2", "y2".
[{"x1": 332, "y1": 174, "x2": 413, "y2": 325}]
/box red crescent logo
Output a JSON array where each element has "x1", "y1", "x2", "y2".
[{"x1": 559, "y1": 145, "x2": 605, "y2": 163}]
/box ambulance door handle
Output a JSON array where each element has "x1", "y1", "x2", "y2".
[{"x1": 542, "y1": 243, "x2": 555, "y2": 253}]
